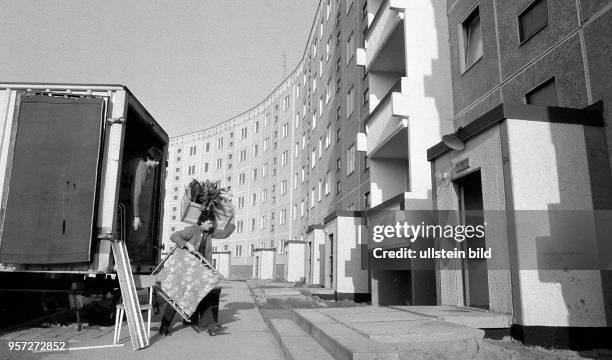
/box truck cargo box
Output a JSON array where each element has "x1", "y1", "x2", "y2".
[{"x1": 0, "y1": 83, "x2": 168, "y2": 275}]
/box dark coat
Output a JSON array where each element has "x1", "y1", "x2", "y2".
[{"x1": 170, "y1": 223, "x2": 235, "y2": 261}]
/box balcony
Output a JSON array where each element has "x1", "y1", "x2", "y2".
[
  {"x1": 362, "y1": 0, "x2": 407, "y2": 73},
  {"x1": 360, "y1": 78, "x2": 409, "y2": 160}
]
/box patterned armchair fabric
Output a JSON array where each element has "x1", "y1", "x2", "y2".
[{"x1": 153, "y1": 247, "x2": 223, "y2": 317}]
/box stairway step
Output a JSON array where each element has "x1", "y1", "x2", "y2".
[
  {"x1": 269, "y1": 318, "x2": 335, "y2": 360},
  {"x1": 291, "y1": 309, "x2": 398, "y2": 360}
]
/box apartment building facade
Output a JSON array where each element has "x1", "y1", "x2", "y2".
[
  {"x1": 163, "y1": 0, "x2": 370, "y2": 282},
  {"x1": 426, "y1": 0, "x2": 612, "y2": 347}
]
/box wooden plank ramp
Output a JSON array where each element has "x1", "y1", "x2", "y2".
[{"x1": 111, "y1": 240, "x2": 149, "y2": 350}]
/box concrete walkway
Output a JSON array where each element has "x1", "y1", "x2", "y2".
[{"x1": 1, "y1": 281, "x2": 285, "y2": 360}]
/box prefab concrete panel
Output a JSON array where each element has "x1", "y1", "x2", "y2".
[
  {"x1": 212, "y1": 252, "x2": 231, "y2": 278},
  {"x1": 506, "y1": 119, "x2": 606, "y2": 326},
  {"x1": 500, "y1": 35, "x2": 589, "y2": 108},
  {"x1": 335, "y1": 216, "x2": 369, "y2": 294},
  {"x1": 285, "y1": 242, "x2": 305, "y2": 282},
  {"x1": 309, "y1": 228, "x2": 325, "y2": 286},
  {"x1": 448, "y1": 0, "x2": 502, "y2": 114},
  {"x1": 253, "y1": 249, "x2": 275, "y2": 280},
  {"x1": 495, "y1": 0, "x2": 579, "y2": 81}
]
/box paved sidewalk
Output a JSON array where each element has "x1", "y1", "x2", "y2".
[{"x1": 1, "y1": 281, "x2": 285, "y2": 360}]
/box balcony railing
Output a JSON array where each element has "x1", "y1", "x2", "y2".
[
  {"x1": 363, "y1": 78, "x2": 409, "y2": 157},
  {"x1": 364, "y1": 0, "x2": 407, "y2": 70}
]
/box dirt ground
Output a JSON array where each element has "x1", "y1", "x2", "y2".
[{"x1": 248, "y1": 280, "x2": 612, "y2": 360}]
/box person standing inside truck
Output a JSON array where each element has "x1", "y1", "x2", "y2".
[
  {"x1": 125, "y1": 146, "x2": 162, "y2": 261},
  {"x1": 159, "y1": 209, "x2": 235, "y2": 336}
]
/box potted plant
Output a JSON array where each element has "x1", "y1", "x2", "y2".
[{"x1": 181, "y1": 179, "x2": 233, "y2": 229}]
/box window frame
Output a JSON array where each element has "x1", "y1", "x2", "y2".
[
  {"x1": 458, "y1": 4, "x2": 483, "y2": 73},
  {"x1": 517, "y1": 0, "x2": 549, "y2": 45}
]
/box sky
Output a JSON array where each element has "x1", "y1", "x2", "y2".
[{"x1": 0, "y1": 0, "x2": 319, "y2": 137}]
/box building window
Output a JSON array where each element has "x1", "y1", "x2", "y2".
[
  {"x1": 264, "y1": 138, "x2": 269, "y2": 151},
  {"x1": 346, "y1": 86, "x2": 354, "y2": 117},
  {"x1": 262, "y1": 188, "x2": 268, "y2": 202},
  {"x1": 280, "y1": 209, "x2": 287, "y2": 225},
  {"x1": 238, "y1": 196, "x2": 245, "y2": 208},
  {"x1": 205, "y1": 143, "x2": 210, "y2": 152},
  {"x1": 363, "y1": 87, "x2": 369, "y2": 108},
  {"x1": 281, "y1": 151, "x2": 288, "y2": 166},
  {"x1": 319, "y1": 96, "x2": 323, "y2": 116},
  {"x1": 217, "y1": 137, "x2": 223, "y2": 149},
  {"x1": 347, "y1": 144, "x2": 355, "y2": 176},
  {"x1": 346, "y1": 32, "x2": 354, "y2": 64},
  {"x1": 253, "y1": 168, "x2": 258, "y2": 181},
  {"x1": 525, "y1": 77, "x2": 558, "y2": 106},
  {"x1": 318, "y1": 179, "x2": 322, "y2": 201},
  {"x1": 216, "y1": 158, "x2": 222, "y2": 170},
  {"x1": 319, "y1": 57, "x2": 323, "y2": 75},
  {"x1": 204, "y1": 163, "x2": 209, "y2": 172},
  {"x1": 364, "y1": 155, "x2": 370, "y2": 171},
  {"x1": 310, "y1": 188, "x2": 316, "y2": 208},
  {"x1": 263, "y1": 163, "x2": 268, "y2": 177},
  {"x1": 283, "y1": 95, "x2": 290, "y2": 111},
  {"x1": 318, "y1": 137, "x2": 323, "y2": 158},
  {"x1": 311, "y1": 148, "x2": 316, "y2": 168},
  {"x1": 336, "y1": 157, "x2": 341, "y2": 172},
  {"x1": 336, "y1": 180, "x2": 341, "y2": 194},
  {"x1": 252, "y1": 193, "x2": 257, "y2": 206},
  {"x1": 364, "y1": 192, "x2": 371, "y2": 208},
  {"x1": 282, "y1": 123, "x2": 288, "y2": 138},
  {"x1": 325, "y1": 124, "x2": 332, "y2": 148},
  {"x1": 281, "y1": 180, "x2": 288, "y2": 195},
  {"x1": 250, "y1": 219, "x2": 256, "y2": 231},
  {"x1": 240, "y1": 149, "x2": 247, "y2": 162},
  {"x1": 518, "y1": 0, "x2": 548, "y2": 44},
  {"x1": 325, "y1": 171, "x2": 331, "y2": 195},
  {"x1": 460, "y1": 6, "x2": 483, "y2": 71}
]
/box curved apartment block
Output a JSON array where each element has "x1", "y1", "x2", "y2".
[{"x1": 163, "y1": 0, "x2": 371, "y2": 281}]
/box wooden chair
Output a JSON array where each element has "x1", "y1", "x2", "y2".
[{"x1": 113, "y1": 274, "x2": 156, "y2": 344}]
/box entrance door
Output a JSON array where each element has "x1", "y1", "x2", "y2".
[
  {"x1": 0, "y1": 95, "x2": 104, "y2": 264},
  {"x1": 457, "y1": 170, "x2": 490, "y2": 309},
  {"x1": 328, "y1": 234, "x2": 334, "y2": 288},
  {"x1": 254, "y1": 255, "x2": 260, "y2": 278}
]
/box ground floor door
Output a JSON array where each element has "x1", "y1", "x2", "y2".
[{"x1": 457, "y1": 170, "x2": 490, "y2": 310}]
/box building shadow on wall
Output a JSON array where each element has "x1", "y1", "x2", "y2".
[{"x1": 529, "y1": 107, "x2": 612, "y2": 350}]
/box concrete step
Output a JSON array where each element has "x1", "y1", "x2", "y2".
[
  {"x1": 291, "y1": 309, "x2": 398, "y2": 360},
  {"x1": 269, "y1": 318, "x2": 335, "y2": 360},
  {"x1": 290, "y1": 307, "x2": 516, "y2": 360}
]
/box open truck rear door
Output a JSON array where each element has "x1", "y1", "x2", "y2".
[{"x1": 0, "y1": 95, "x2": 105, "y2": 263}]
